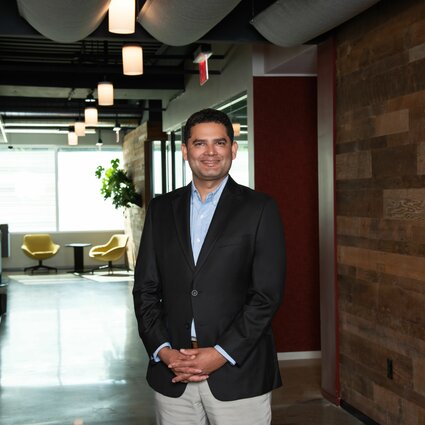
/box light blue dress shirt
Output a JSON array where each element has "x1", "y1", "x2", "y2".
[{"x1": 153, "y1": 176, "x2": 236, "y2": 365}]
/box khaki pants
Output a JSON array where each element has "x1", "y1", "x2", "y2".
[{"x1": 154, "y1": 381, "x2": 271, "y2": 425}]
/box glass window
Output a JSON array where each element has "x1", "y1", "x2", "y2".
[
  {"x1": 152, "y1": 140, "x2": 163, "y2": 197},
  {"x1": 174, "y1": 129, "x2": 184, "y2": 186},
  {"x1": 57, "y1": 148, "x2": 124, "y2": 231},
  {"x1": 217, "y1": 94, "x2": 249, "y2": 187},
  {"x1": 0, "y1": 146, "x2": 124, "y2": 232},
  {"x1": 0, "y1": 148, "x2": 56, "y2": 232}
]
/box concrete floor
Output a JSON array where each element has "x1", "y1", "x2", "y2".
[{"x1": 0, "y1": 272, "x2": 364, "y2": 425}]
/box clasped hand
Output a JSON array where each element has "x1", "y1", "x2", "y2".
[{"x1": 159, "y1": 347, "x2": 227, "y2": 384}]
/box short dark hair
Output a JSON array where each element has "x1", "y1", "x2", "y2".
[{"x1": 183, "y1": 108, "x2": 234, "y2": 144}]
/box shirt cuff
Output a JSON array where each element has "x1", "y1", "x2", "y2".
[
  {"x1": 152, "y1": 342, "x2": 171, "y2": 362},
  {"x1": 214, "y1": 344, "x2": 236, "y2": 365}
]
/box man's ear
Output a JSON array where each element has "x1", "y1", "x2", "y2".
[
  {"x1": 181, "y1": 143, "x2": 188, "y2": 161},
  {"x1": 232, "y1": 141, "x2": 238, "y2": 160}
]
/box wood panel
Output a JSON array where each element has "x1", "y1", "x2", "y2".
[
  {"x1": 336, "y1": 151, "x2": 372, "y2": 180},
  {"x1": 335, "y1": 0, "x2": 425, "y2": 422},
  {"x1": 417, "y1": 142, "x2": 425, "y2": 174},
  {"x1": 383, "y1": 188, "x2": 425, "y2": 221}
]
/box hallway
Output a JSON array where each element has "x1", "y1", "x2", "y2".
[{"x1": 0, "y1": 273, "x2": 364, "y2": 425}]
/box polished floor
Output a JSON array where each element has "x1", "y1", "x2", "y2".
[{"x1": 0, "y1": 272, "x2": 364, "y2": 425}]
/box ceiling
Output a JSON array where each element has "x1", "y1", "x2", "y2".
[
  {"x1": 0, "y1": 0, "x2": 276, "y2": 138},
  {"x1": 0, "y1": 0, "x2": 381, "y2": 140}
]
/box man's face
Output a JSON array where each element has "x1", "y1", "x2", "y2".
[{"x1": 182, "y1": 122, "x2": 238, "y2": 185}]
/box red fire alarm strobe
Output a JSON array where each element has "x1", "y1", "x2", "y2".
[
  {"x1": 198, "y1": 59, "x2": 209, "y2": 86},
  {"x1": 193, "y1": 45, "x2": 212, "y2": 86}
]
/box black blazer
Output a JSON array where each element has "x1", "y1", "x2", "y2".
[{"x1": 133, "y1": 177, "x2": 285, "y2": 401}]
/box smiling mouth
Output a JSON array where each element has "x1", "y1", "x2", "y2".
[{"x1": 201, "y1": 160, "x2": 220, "y2": 167}]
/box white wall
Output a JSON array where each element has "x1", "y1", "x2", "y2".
[
  {"x1": 163, "y1": 44, "x2": 255, "y2": 187},
  {"x1": 2, "y1": 230, "x2": 125, "y2": 271},
  {"x1": 164, "y1": 45, "x2": 253, "y2": 128}
]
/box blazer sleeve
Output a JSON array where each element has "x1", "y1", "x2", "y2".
[
  {"x1": 133, "y1": 201, "x2": 170, "y2": 357},
  {"x1": 216, "y1": 197, "x2": 286, "y2": 366}
]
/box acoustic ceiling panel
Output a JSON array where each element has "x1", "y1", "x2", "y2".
[
  {"x1": 251, "y1": 0, "x2": 381, "y2": 47},
  {"x1": 17, "y1": 0, "x2": 111, "y2": 43},
  {"x1": 137, "y1": 0, "x2": 242, "y2": 46}
]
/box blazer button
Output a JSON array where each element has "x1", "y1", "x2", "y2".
[{"x1": 191, "y1": 289, "x2": 198, "y2": 297}]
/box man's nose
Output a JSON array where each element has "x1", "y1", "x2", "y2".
[{"x1": 206, "y1": 143, "x2": 216, "y2": 154}]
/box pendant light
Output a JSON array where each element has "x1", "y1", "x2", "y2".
[
  {"x1": 84, "y1": 91, "x2": 98, "y2": 125},
  {"x1": 122, "y1": 45, "x2": 144, "y2": 75},
  {"x1": 97, "y1": 81, "x2": 114, "y2": 106},
  {"x1": 84, "y1": 106, "x2": 98, "y2": 125},
  {"x1": 68, "y1": 126, "x2": 78, "y2": 145},
  {"x1": 232, "y1": 123, "x2": 241, "y2": 137},
  {"x1": 74, "y1": 119, "x2": 86, "y2": 137},
  {"x1": 108, "y1": 0, "x2": 135, "y2": 34}
]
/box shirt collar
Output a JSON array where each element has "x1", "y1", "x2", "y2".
[{"x1": 191, "y1": 175, "x2": 229, "y2": 205}]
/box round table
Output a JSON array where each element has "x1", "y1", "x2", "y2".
[{"x1": 65, "y1": 243, "x2": 91, "y2": 273}]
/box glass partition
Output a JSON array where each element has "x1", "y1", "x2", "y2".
[{"x1": 152, "y1": 93, "x2": 248, "y2": 196}]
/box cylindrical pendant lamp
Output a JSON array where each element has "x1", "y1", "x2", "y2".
[
  {"x1": 68, "y1": 127, "x2": 78, "y2": 145},
  {"x1": 97, "y1": 81, "x2": 114, "y2": 106},
  {"x1": 108, "y1": 0, "x2": 135, "y2": 34},
  {"x1": 122, "y1": 45, "x2": 143, "y2": 75},
  {"x1": 232, "y1": 123, "x2": 241, "y2": 137},
  {"x1": 84, "y1": 107, "x2": 98, "y2": 125},
  {"x1": 74, "y1": 120, "x2": 86, "y2": 137}
]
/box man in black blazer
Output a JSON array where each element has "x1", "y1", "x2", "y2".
[{"x1": 133, "y1": 108, "x2": 285, "y2": 424}]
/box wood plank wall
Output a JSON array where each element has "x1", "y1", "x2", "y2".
[{"x1": 335, "y1": 0, "x2": 425, "y2": 423}]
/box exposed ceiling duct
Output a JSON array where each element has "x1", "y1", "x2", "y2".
[
  {"x1": 251, "y1": 0, "x2": 381, "y2": 47},
  {"x1": 0, "y1": 0, "x2": 384, "y2": 132},
  {"x1": 17, "y1": 0, "x2": 111, "y2": 43},
  {"x1": 137, "y1": 0, "x2": 243, "y2": 46}
]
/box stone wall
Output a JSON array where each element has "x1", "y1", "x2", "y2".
[
  {"x1": 336, "y1": 0, "x2": 425, "y2": 422},
  {"x1": 122, "y1": 122, "x2": 166, "y2": 269},
  {"x1": 122, "y1": 125, "x2": 146, "y2": 269}
]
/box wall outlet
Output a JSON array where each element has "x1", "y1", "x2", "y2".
[{"x1": 387, "y1": 358, "x2": 393, "y2": 379}]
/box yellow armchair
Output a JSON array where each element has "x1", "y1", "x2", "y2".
[
  {"x1": 89, "y1": 234, "x2": 129, "y2": 274},
  {"x1": 21, "y1": 234, "x2": 60, "y2": 273}
]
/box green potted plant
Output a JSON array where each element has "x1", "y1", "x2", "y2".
[{"x1": 95, "y1": 158, "x2": 141, "y2": 209}]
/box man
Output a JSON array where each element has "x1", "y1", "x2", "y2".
[{"x1": 133, "y1": 108, "x2": 285, "y2": 425}]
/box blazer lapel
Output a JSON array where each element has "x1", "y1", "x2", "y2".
[
  {"x1": 194, "y1": 177, "x2": 242, "y2": 273},
  {"x1": 172, "y1": 184, "x2": 195, "y2": 271}
]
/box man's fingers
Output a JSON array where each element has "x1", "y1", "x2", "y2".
[
  {"x1": 170, "y1": 366, "x2": 203, "y2": 374},
  {"x1": 186, "y1": 374, "x2": 209, "y2": 382},
  {"x1": 172, "y1": 373, "x2": 209, "y2": 383},
  {"x1": 168, "y1": 359, "x2": 197, "y2": 369},
  {"x1": 171, "y1": 373, "x2": 191, "y2": 383},
  {"x1": 180, "y1": 348, "x2": 198, "y2": 355}
]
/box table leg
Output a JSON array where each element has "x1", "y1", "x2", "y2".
[{"x1": 73, "y1": 247, "x2": 85, "y2": 273}]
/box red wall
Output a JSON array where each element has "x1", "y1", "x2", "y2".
[{"x1": 253, "y1": 76, "x2": 320, "y2": 352}]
